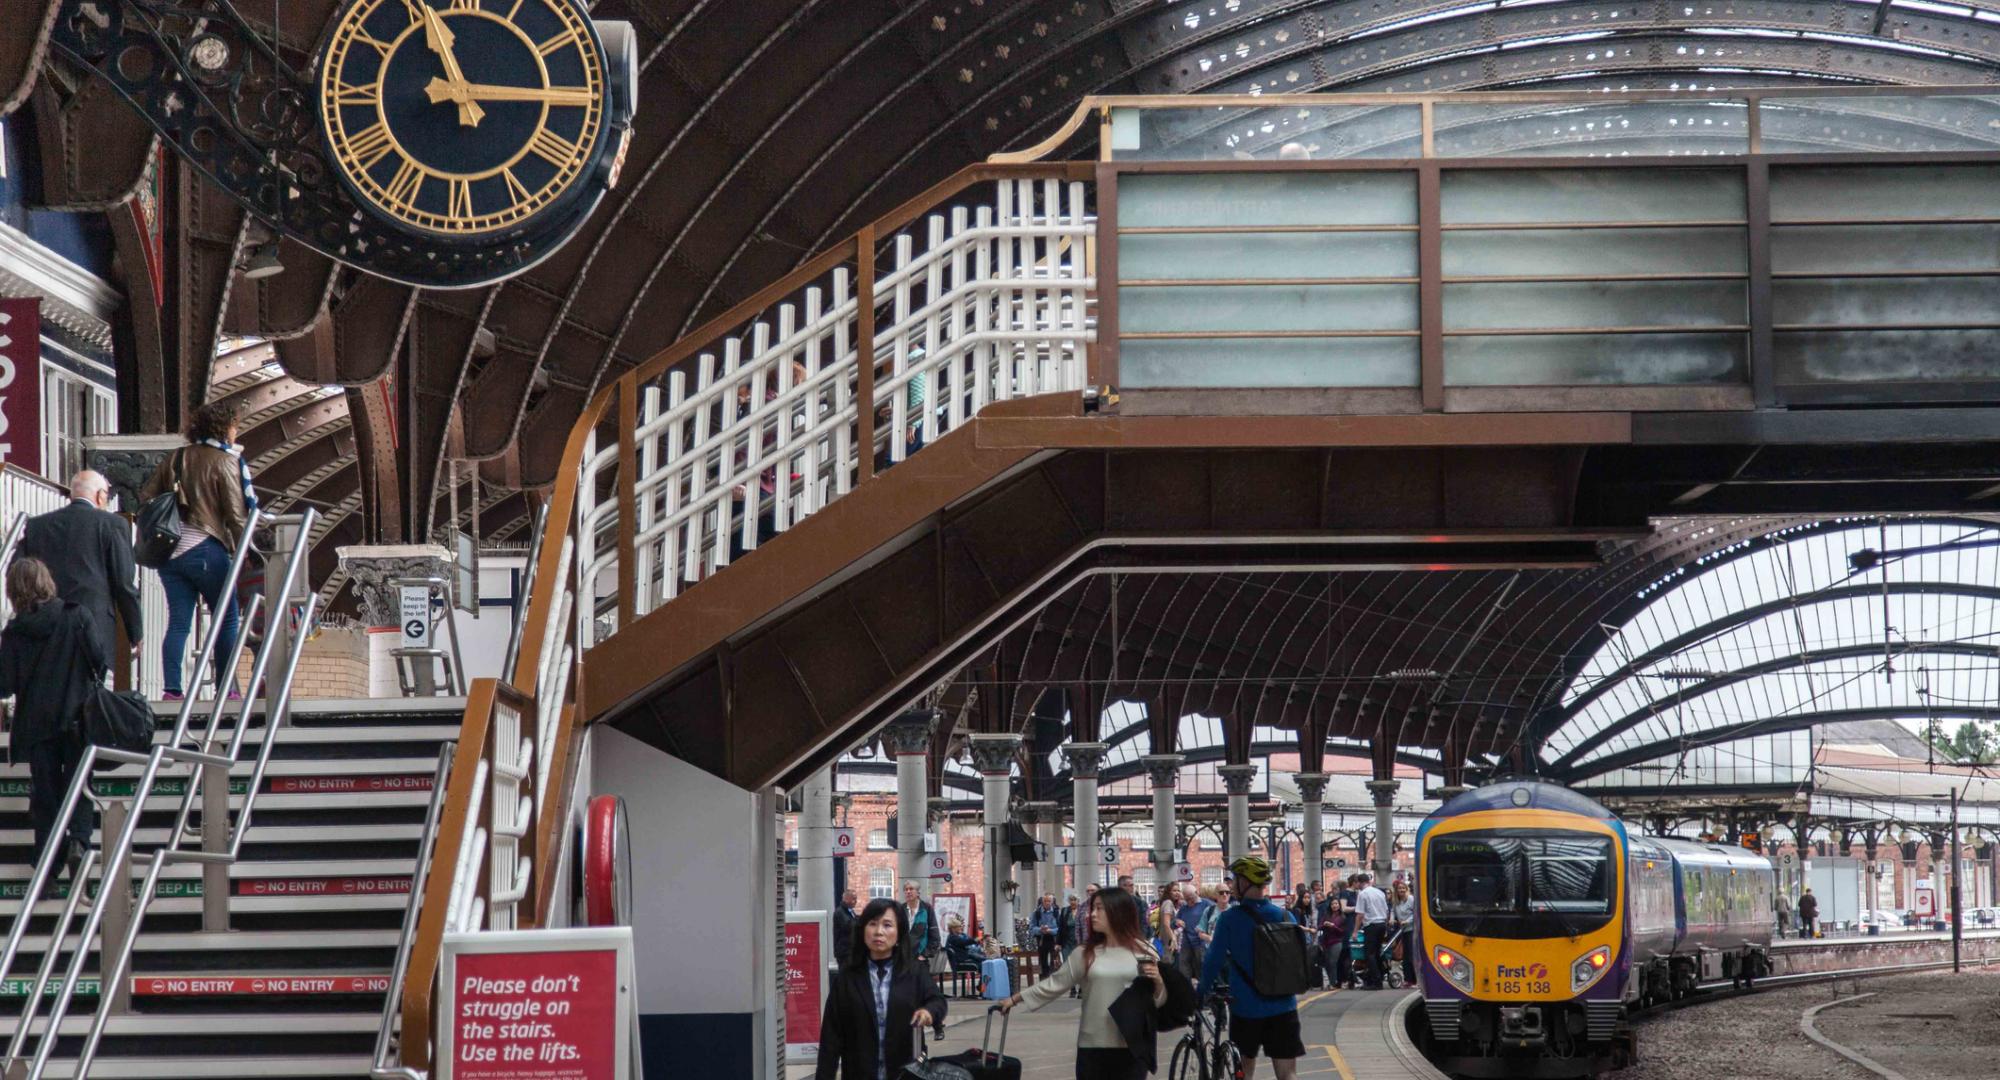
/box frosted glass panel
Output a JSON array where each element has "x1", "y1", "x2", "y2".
[
  {"x1": 1445, "y1": 227, "x2": 1745, "y2": 277},
  {"x1": 1434, "y1": 100, "x2": 1751, "y2": 158},
  {"x1": 1122, "y1": 232, "x2": 1417, "y2": 281},
  {"x1": 1441, "y1": 169, "x2": 1745, "y2": 224},
  {"x1": 1122, "y1": 338, "x2": 1419, "y2": 388},
  {"x1": 1444, "y1": 281, "x2": 1744, "y2": 331},
  {"x1": 1123, "y1": 284, "x2": 1416, "y2": 333},
  {"x1": 1774, "y1": 331, "x2": 2000, "y2": 384},
  {"x1": 1770, "y1": 164, "x2": 2000, "y2": 222},
  {"x1": 1119, "y1": 172, "x2": 1415, "y2": 228},
  {"x1": 1758, "y1": 97, "x2": 2000, "y2": 155},
  {"x1": 1773, "y1": 224, "x2": 2000, "y2": 275},
  {"x1": 1114, "y1": 104, "x2": 1424, "y2": 162},
  {"x1": 1446, "y1": 333, "x2": 1745, "y2": 386},
  {"x1": 1774, "y1": 277, "x2": 2000, "y2": 327}
]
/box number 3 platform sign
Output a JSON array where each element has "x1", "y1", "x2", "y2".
[{"x1": 439, "y1": 927, "x2": 636, "y2": 1079}]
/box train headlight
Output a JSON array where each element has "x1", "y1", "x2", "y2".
[
  {"x1": 1571, "y1": 946, "x2": 1612, "y2": 992},
  {"x1": 1433, "y1": 945, "x2": 1473, "y2": 990}
]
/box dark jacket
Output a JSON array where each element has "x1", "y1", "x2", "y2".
[
  {"x1": 0, "y1": 600, "x2": 109, "y2": 762},
  {"x1": 142, "y1": 443, "x2": 252, "y2": 553},
  {"x1": 813, "y1": 959, "x2": 947, "y2": 1080},
  {"x1": 1058, "y1": 905, "x2": 1082, "y2": 948},
  {"x1": 1798, "y1": 893, "x2": 1819, "y2": 921},
  {"x1": 16, "y1": 500, "x2": 143, "y2": 660},
  {"x1": 1107, "y1": 963, "x2": 1196, "y2": 1074},
  {"x1": 903, "y1": 900, "x2": 940, "y2": 958},
  {"x1": 832, "y1": 905, "x2": 858, "y2": 960}
]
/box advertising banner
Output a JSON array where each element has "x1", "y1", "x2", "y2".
[
  {"x1": 439, "y1": 927, "x2": 635, "y2": 1080},
  {"x1": 784, "y1": 911, "x2": 831, "y2": 1063},
  {"x1": 0, "y1": 297, "x2": 41, "y2": 475}
]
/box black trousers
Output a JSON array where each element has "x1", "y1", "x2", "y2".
[
  {"x1": 1038, "y1": 934, "x2": 1060, "y2": 978},
  {"x1": 1076, "y1": 1047, "x2": 1147, "y2": 1080},
  {"x1": 26, "y1": 737, "x2": 94, "y2": 868},
  {"x1": 1362, "y1": 923, "x2": 1387, "y2": 988}
]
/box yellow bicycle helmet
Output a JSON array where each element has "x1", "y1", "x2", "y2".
[{"x1": 1228, "y1": 855, "x2": 1273, "y2": 887}]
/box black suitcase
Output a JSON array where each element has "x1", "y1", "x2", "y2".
[
  {"x1": 901, "y1": 1025, "x2": 973, "y2": 1080},
  {"x1": 932, "y1": 1007, "x2": 1022, "y2": 1080}
]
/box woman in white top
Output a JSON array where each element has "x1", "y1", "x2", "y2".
[{"x1": 1000, "y1": 887, "x2": 1167, "y2": 1080}]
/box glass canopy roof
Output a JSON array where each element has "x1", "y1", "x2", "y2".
[{"x1": 1544, "y1": 518, "x2": 2000, "y2": 779}]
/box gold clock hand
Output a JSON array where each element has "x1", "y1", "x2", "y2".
[
  {"x1": 419, "y1": 5, "x2": 485, "y2": 127},
  {"x1": 425, "y1": 79, "x2": 595, "y2": 107}
]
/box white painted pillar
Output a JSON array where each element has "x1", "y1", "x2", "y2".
[
  {"x1": 884, "y1": 712, "x2": 938, "y2": 895},
  {"x1": 969, "y1": 733, "x2": 1022, "y2": 944},
  {"x1": 1143, "y1": 755, "x2": 1184, "y2": 875},
  {"x1": 1368, "y1": 778, "x2": 1400, "y2": 880},
  {"x1": 797, "y1": 767, "x2": 835, "y2": 914},
  {"x1": 1219, "y1": 764, "x2": 1258, "y2": 862},
  {"x1": 1295, "y1": 773, "x2": 1328, "y2": 889},
  {"x1": 1067, "y1": 743, "x2": 1107, "y2": 892}
]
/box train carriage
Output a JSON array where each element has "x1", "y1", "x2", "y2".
[{"x1": 1415, "y1": 782, "x2": 1772, "y2": 1077}]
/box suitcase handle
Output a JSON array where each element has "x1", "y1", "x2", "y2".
[{"x1": 981, "y1": 1005, "x2": 1009, "y2": 1064}]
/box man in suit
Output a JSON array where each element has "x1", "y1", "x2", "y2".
[
  {"x1": 832, "y1": 889, "x2": 860, "y2": 956},
  {"x1": 15, "y1": 471, "x2": 143, "y2": 670}
]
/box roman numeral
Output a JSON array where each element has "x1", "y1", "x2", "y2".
[
  {"x1": 385, "y1": 158, "x2": 425, "y2": 207},
  {"x1": 527, "y1": 128, "x2": 579, "y2": 166},
  {"x1": 537, "y1": 28, "x2": 580, "y2": 57},
  {"x1": 346, "y1": 122, "x2": 396, "y2": 171},
  {"x1": 351, "y1": 30, "x2": 394, "y2": 55},
  {"x1": 449, "y1": 178, "x2": 475, "y2": 218},
  {"x1": 502, "y1": 168, "x2": 532, "y2": 204},
  {"x1": 448, "y1": 0, "x2": 482, "y2": 10},
  {"x1": 507, "y1": 0, "x2": 527, "y2": 17},
  {"x1": 332, "y1": 81, "x2": 379, "y2": 108}
]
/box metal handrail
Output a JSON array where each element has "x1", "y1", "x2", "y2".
[
  {"x1": 372, "y1": 746, "x2": 456, "y2": 1080},
  {"x1": 501, "y1": 503, "x2": 549, "y2": 679},
  {"x1": 0, "y1": 507, "x2": 319, "y2": 1077}
]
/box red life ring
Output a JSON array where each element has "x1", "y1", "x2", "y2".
[{"x1": 583, "y1": 794, "x2": 630, "y2": 926}]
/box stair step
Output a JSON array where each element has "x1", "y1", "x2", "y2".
[
  {"x1": 131, "y1": 972, "x2": 390, "y2": 996},
  {"x1": 35, "y1": 1055, "x2": 373, "y2": 1077}
]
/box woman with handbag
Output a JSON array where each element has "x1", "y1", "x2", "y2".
[
  {"x1": 998, "y1": 887, "x2": 1168, "y2": 1080},
  {"x1": 0, "y1": 559, "x2": 107, "y2": 882},
  {"x1": 815, "y1": 898, "x2": 947, "y2": 1080},
  {"x1": 141, "y1": 401, "x2": 256, "y2": 701}
]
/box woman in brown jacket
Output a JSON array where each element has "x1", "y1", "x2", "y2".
[{"x1": 142, "y1": 401, "x2": 258, "y2": 700}]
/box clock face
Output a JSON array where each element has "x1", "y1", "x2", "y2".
[{"x1": 319, "y1": 0, "x2": 607, "y2": 238}]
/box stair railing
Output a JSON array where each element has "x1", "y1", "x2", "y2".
[
  {"x1": 372, "y1": 745, "x2": 456, "y2": 1080},
  {"x1": 0, "y1": 506, "x2": 320, "y2": 1078},
  {"x1": 391, "y1": 160, "x2": 1094, "y2": 1075}
]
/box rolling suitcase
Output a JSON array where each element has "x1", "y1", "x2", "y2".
[
  {"x1": 933, "y1": 1007, "x2": 1021, "y2": 1080},
  {"x1": 979, "y1": 957, "x2": 1010, "y2": 999},
  {"x1": 901, "y1": 1025, "x2": 973, "y2": 1080}
]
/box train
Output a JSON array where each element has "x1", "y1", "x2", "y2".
[{"x1": 1414, "y1": 781, "x2": 1773, "y2": 1077}]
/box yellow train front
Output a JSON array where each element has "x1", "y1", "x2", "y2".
[{"x1": 1414, "y1": 781, "x2": 1773, "y2": 1077}]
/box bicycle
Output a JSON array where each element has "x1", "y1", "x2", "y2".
[{"x1": 1168, "y1": 984, "x2": 1243, "y2": 1080}]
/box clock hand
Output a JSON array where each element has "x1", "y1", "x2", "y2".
[
  {"x1": 419, "y1": 4, "x2": 485, "y2": 126},
  {"x1": 425, "y1": 79, "x2": 596, "y2": 107}
]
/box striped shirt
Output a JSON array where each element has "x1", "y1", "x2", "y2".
[{"x1": 868, "y1": 959, "x2": 894, "y2": 1080}]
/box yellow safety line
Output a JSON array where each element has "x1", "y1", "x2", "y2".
[{"x1": 1313, "y1": 1043, "x2": 1356, "y2": 1080}]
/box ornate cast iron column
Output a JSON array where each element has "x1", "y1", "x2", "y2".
[
  {"x1": 1065, "y1": 743, "x2": 1108, "y2": 892},
  {"x1": 1294, "y1": 772, "x2": 1328, "y2": 889},
  {"x1": 969, "y1": 733, "x2": 1022, "y2": 944},
  {"x1": 1218, "y1": 764, "x2": 1258, "y2": 862},
  {"x1": 883, "y1": 710, "x2": 938, "y2": 898}
]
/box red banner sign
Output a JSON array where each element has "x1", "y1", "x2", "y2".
[
  {"x1": 450, "y1": 948, "x2": 619, "y2": 1079},
  {"x1": 784, "y1": 920, "x2": 824, "y2": 1051},
  {"x1": 267, "y1": 775, "x2": 434, "y2": 794},
  {"x1": 133, "y1": 974, "x2": 391, "y2": 995},
  {"x1": 235, "y1": 876, "x2": 410, "y2": 896},
  {"x1": 0, "y1": 297, "x2": 41, "y2": 476}
]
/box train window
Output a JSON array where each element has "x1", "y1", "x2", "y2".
[
  {"x1": 1427, "y1": 829, "x2": 1616, "y2": 939},
  {"x1": 1526, "y1": 837, "x2": 1613, "y2": 915}
]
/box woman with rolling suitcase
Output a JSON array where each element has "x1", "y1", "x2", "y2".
[
  {"x1": 997, "y1": 887, "x2": 1168, "y2": 1080},
  {"x1": 815, "y1": 898, "x2": 948, "y2": 1079}
]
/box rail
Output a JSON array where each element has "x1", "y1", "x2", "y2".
[
  {"x1": 0, "y1": 506, "x2": 319, "y2": 1078},
  {"x1": 373, "y1": 746, "x2": 456, "y2": 1080}
]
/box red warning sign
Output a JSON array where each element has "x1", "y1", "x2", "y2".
[
  {"x1": 449, "y1": 948, "x2": 620, "y2": 1078},
  {"x1": 235, "y1": 877, "x2": 411, "y2": 896},
  {"x1": 132, "y1": 975, "x2": 391, "y2": 995},
  {"x1": 266, "y1": 775, "x2": 434, "y2": 794}
]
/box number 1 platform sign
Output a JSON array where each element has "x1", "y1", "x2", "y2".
[{"x1": 439, "y1": 927, "x2": 636, "y2": 1079}]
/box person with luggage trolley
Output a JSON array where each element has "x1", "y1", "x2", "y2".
[{"x1": 814, "y1": 898, "x2": 947, "y2": 1080}]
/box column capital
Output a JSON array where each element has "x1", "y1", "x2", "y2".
[
  {"x1": 881, "y1": 709, "x2": 940, "y2": 757},
  {"x1": 1292, "y1": 771, "x2": 1329, "y2": 804},
  {"x1": 1217, "y1": 763, "x2": 1259, "y2": 797},
  {"x1": 336, "y1": 544, "x2": 454, "y2": 628},
  {"x1": 1018, "y1": 801, "x2": 1059, "y2": 825},
  {"x1": 1064, "y1": 742, "x2": 1109, "y2": 780},
  {"x1": 1365, "y1": 778, "x2": 1400, "y2": 807},
  {"x1": 85, "y1": 434, "x2": 183, "y2": 513},
  {"x1": 967, "y1": 732, "x2": 1023, "y2": 776},
  {"x1": 1140, "y1": 754, "x2": 1185, "y2": 788}
]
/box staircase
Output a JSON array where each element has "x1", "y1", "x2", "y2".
[{"x1": 0, "y1": 696, "x2": 458, "y2": 1077}]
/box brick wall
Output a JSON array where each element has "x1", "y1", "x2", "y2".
[{"x1": 232, "y1": 623, "x2": 371, "y2": 700}]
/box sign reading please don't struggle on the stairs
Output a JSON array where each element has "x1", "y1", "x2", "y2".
[{"x1": 439, "y1": 927, "x2": 636, "y2": 1079}]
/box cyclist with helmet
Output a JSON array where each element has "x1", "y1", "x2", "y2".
[{"x1": 1197, "y1": 856, "x2": 1306, "y2": 1080}]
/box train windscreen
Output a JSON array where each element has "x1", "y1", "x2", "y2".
[{"x1": 1428, "y1": 829, "x2": 1616, "y2": 939}]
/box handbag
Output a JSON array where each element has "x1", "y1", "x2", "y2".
[
  {"x1": 78, "y1": 676, "x2": 156, "y2": 768},
  {"x1": 134, "y1": 448, "x2": 186, "y2": 569}
]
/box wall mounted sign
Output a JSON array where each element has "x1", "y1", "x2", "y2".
[
  {"x1": 0, "y1": 297, "x2": 41, "y2": 475},
  {"x1": 783, "y1": 912, "x2": 830, "y2": 1064},
  {"x1": 438, "y1": 927, "x2": 634, "y2": 1080}
]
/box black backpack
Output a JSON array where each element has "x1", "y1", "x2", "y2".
[
  {"x1": 134, "y1": 448, "x2": 186, "y2": 568},
  {"x1": 1228, "y1": 902, "x2": 1314, "y2": 998}
]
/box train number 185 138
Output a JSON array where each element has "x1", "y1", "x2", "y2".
[{"x1": 1496, "y1": 980, "x2": 1552, "y2": 995}]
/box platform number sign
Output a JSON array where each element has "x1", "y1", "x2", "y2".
[
  {"x1": 399, "y1": 585, "x2": 432, "y2": 648},
  {"x1": 829, "y1": 827, "x2": 857, "y2": 858},
  {"x1": 1175, "y1": 862, "x2": 1195, "y2": 883},
  {"x1": 926, "y1": 852, "x2": 951, "y2": 880}
]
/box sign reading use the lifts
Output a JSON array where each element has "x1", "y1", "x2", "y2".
[{"x1": 439, "y1": 928, "x2": 635, "y2": 1080}]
